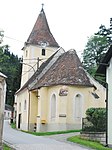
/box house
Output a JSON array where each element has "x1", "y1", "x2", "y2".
[
  {"x1": 96, "y1": 45, "x2": 112, "y2": 147},
  {"x1": 15, "y1": 6, "x2": 106, "y2": 132},
  {"x1": 0, "y1": 72, "x2": 6, "y2": 149},
  {"x1": 4, "y1": 104, "x2": 13, "y2": 120}
]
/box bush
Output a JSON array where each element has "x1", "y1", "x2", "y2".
[{"x1": 83, "y1": 108, "x2": 106, "y2": 132}]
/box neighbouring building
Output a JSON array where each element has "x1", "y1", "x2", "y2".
[
  {"x1": 0, "y1": 72, "x2": 6, "y2": 149},
  {"x1": 4, "y1": 104, "x2": 13, "y2": 120},
  {"x1": 15, "y1": 6, "x2": 106, "y2": 132},
  {"x1": 96, "y1": 45, "x2": 112, "y2": 147}
]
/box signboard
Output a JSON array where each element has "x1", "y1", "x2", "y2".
[{"x1": 59, "y1": 86, "x2": 68, "y2": 96}]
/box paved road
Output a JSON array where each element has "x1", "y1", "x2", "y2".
[{"x1": 3, "y1": 120, "x2": 92, "y2": 150}]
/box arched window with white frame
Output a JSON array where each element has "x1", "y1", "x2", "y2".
[
  {"x1": 51, "y1": 94, "x2": 56, "y2": 120},
  {"x1": 74, "y1": 94, "x2": 82, "y2": 121}
]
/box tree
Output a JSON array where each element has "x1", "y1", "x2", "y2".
[
  {"x1": 83, "y1": 35, "x2": 109, "y2": 76},
  {"x1": 0, "y1": 45, "x2": 22, "y2": 106},
  {"x1": 83, "y1": 18, "x2": 112, "y2": 77},
  {"x1": 95, "y1": 24, "x2": 112, "y2": 43}
]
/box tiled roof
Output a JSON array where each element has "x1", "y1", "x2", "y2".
[
  {"x1": 31, "y1": 49, "x2": 94, "y2": 89},
  {"x1": 27, "y1": 8, "x2": 59, "y2": 47}
]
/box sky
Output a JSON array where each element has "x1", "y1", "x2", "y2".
[{"x1": 0, "y1": 0, "x2": 112, "y2": 58}]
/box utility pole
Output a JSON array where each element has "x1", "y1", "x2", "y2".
[{"x1": 37, "y1": 57, "x2": 43, "y2": 70}]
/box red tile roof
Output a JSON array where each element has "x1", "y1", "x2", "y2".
[
  {"x1": 27, "y1": 8, "x2": 59, "y2": 47},
  {"x1": 31, "y1": 49, "x2": 94, "y2": 89}
]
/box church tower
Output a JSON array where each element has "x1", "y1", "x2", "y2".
[{"x1": 21, "y1": 5, "x2": 59, "y2": 87}]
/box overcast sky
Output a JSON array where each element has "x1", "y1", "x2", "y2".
[{"x1": 0, "y1": 0, "x2": 112, "y2": 58}]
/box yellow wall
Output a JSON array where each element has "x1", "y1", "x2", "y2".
[
  {"x1": 29, "y1": 91, "x2": 38, "y2": 124},
  {"x1": 40, "y1": 85, "x2": 105, "y2": 122},
  {"x1": 16, "y1": 88, "x2": 29, "y2": 130},
  {"x1": 36, "y1": 83, "x2": 105, "y2": 131},
  {"x1": 16, "y1": 88, "x2": 38, "y2": 131}
]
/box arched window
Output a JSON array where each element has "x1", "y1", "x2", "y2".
[
  {"x1": 24, "y1": 100, "x2": 27, "y2": 110},
  {"x1": 51, "y1": 94, "x2": 56, "y2": 120},
  {"x1": 74, "y1": 94, "x2": 82, "y2": 120}
]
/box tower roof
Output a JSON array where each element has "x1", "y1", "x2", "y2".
[{"x1": 27, "y1": 7, "x2": 59, "y2": 47}]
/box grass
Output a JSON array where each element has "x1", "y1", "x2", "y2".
[
  {"x1": 67, "y1": 136, "x2": 112, "y2": 150},
  {"x1": 3, "y1": 144, "x2": 12, "y2": 150},
  {"x1": 10, "y1": 122, "x2": 80, "y2": 136},
  {"x1": 22, "y1": 129, "x2": 81, "y2": 136}
]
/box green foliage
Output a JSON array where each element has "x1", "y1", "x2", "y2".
[
  {"x1": 83, "y1": 35, "x2": 108, "y2": 76},
  {"x1": 3, "y1": 144, "x2": 12, "y2": 150},
  {"x1": 95, "y1": 24, "x2": 112, "y2": 43},
  {"x1": 68, "y1": 136, "x2": 112, "y2": 150},
  {"x1": 0, "y1": 45, "x2": 22, "y2": 106},
  {"x1": 83, "y1": 20, "x2": 112, "y2": 79},
  {"x1": 84, "y1": 108, "x2": 106, "y2": 132},
  {"x1": 11, "y1": 123, "x2": 16, "y2": 129}
]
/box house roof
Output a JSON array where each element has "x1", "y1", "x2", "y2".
[
  {"x1": 26, "y1": 8, "x2": 59, "y2": 48},
  {"x1": 5, "y1": 104, "x2": 13, "y2": 111},
  {"x1": 16, "y1": 49, "x2": 94, "y2": 94},
  {"x1": 30, "y1": 49, "x2": 94, "y2": 90},
  {"x1": 96, "y1": 45, "x2": 112, "y2": 75}
]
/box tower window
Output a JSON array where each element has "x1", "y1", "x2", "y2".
[{"x1": 42, "y1": 49, "x2": 45, "y2": 56}]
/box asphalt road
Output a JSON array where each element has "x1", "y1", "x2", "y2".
[{"x1": 3, "y1": 120, "x2": 92, "y2": 150}]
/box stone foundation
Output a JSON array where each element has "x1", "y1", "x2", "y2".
[{"x1": 80, "y1": 132, "x2": 106, "y2": 145}]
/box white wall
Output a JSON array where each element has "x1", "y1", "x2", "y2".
[{"x1": 106, "y1": 57, "x2": 112, "y2": 146}]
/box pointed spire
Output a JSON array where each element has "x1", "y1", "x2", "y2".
[
  {"x1": 41, "y1": 3, "x2": 44, "y2": 12},
  {"x1": 27, "y1": 5, "x2": 59, "y2": 47}
]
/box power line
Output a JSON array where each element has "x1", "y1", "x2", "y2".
[
  {"x1": 4, "y1": 35, "x2": 60, "y2": 52},
  {"x1": 4, "y1": 35, "x2": 24, "y2": 43},
  {"x1": 21, "y1": 63, "x2": 37, "y2": 77}
]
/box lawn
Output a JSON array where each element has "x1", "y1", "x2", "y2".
[
  {"x1": 3, "y1": 144, "x2": 12, "y2": 150},
  {"x1": 11, "y1": 122, "x2": 81, "y2": 136},
  {"x1": 67, "y1": 136, "x2": 112, "y2": 150},
  {"x1": 22, "y1": 129, "x2": 81, "y2": 136}
]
